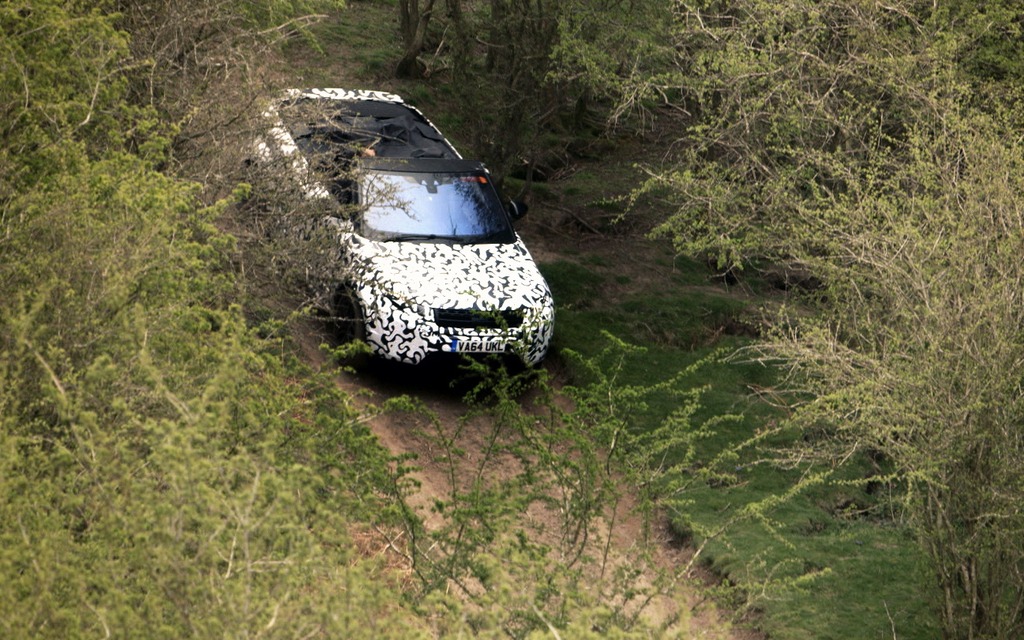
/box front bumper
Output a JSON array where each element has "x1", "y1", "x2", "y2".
[{"x1": 361, "y1": 295, "x2": 553, "y2": 366}]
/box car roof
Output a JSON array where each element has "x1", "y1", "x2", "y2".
[{"x1": 280, "y1": 88, "x2": 462, "y2": 161}]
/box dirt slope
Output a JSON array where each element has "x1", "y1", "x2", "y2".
[{"x1": 293, "y1": 257, "x2": 758, "y2": 639}]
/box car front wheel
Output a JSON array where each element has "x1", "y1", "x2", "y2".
[{"x1": 332, "y1": 287, "x2": 370, "y2": 368}]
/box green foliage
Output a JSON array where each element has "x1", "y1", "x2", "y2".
[
  {"x1": 643, "y1": 1, "x2": 1024, "y2": 636},
  {"x1": 536, "y1": 238, "x2": 940, "y2": 636},
  {"x1": 560, "y1": 336, "x2": 736, "y2": 532},
  {"x1": 372, "y1": 345, "x2": 733, "y2": 637},
  {"x1": 647, "y1": 0, "x2": 976, "y2": 268},
  {"x1": 0, "y1": 133, "x2": 418, "y2": 637},
  {"x1": 0, "y1": 3, "x2": 427, "y2": 637},
  {"x1": 0, "y1": 159, "x2": 418, "y2": 637},
  {"x1": 934, "y1": 0, "x2": 1024, "y2": 85},
  {"x1": 2, "y1": 154, "x2": 227, "y2": 384},
  {"x1": 0, "y1": 1, "x2": 155, "y2": 192},
  {"x1": 239, "y1": 0, "x2": 347, "y2": 30},
  {"x1": 547, "y1": 0, "x2": 675, "y2": 128},
  {"x1": 0, "y1": 309, "x2": 417, "y2": 638},
  {"x1": 750, "y1": 112, "x2": 1024, "y2": 639}
]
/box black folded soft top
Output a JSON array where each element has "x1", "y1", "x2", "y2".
[{"x1": 282, "y1": 96, "x2": 461, "y2": 160}]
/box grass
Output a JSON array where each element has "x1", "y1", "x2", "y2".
[
  {"x1": 277, "y1": 2, "x2": 400, "y2": 86},
  {"x1": 542, "y1": 249, "x2": 940, "y2": 639}
]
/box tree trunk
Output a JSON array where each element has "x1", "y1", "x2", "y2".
[{"x1": 395, "y1": 0, "x2": 436, "y2": 78}]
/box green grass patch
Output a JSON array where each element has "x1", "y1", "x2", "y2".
[
  {"x1": 557, "y1": 164, "x2": 634, "y2": 217},
  {"x1": 540, "y1": 260, "x2": 605, "y2": 311},
  {"x1": 541, "y1": 246, "x2": 938, "y2": 639},
  {"x1": 279, "y1": 2, "x2": 400, "y2": 84}
]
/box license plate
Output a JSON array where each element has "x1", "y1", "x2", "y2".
[{"x1": 451, "y1": 338, "x2": 506, "y2": 354}]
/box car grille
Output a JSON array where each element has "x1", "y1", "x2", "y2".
[{"x1": 433, "y1": 308, "x2": 524, "y2": 329}]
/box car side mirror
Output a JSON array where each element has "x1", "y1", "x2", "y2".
[
  {"x1": 508, "y1": 200, "x2": 529, "y2": 221},
  {"x1": 324, "y1": 216, "x2": 354, "y2": 233}
]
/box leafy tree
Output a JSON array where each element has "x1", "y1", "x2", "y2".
[
  {"x1": 0, "y1": 1, "x2": 146, "y2": 192},
  {"x1": 0, "y1": 3, "x2": 429, "y2": 638},
  {"x1": 637, "y1": 1, "x2": 1024, "y2": 636},
  {"x1": 386, "y1": 0, "x2": 672, "y2": 184},
  {"x1": 755, "y1": 111, "x2": 1024, "y2": 639},
  {"x1": 546, "y1": 0, "x2": 676, "y2": 129}
]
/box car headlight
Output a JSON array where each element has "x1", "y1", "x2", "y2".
[{"x1": 376, "y1": 290, "x2": 434, "y2": 324}]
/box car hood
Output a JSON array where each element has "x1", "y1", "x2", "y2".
[{"x1": 345, "y1": 235, "x2": 552, "y2": 310}]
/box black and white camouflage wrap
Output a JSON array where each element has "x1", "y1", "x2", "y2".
[
  {"x1": 259, "y1": 88, "x2": 555, "y2": 366},
  {"x1": 342, "y1": 234, "x2": 555, "y2": 366},
  {"x1": 287, "y1": 88, "x2": 406, "y2": 105}
]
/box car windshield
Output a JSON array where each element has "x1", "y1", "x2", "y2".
[{"x1": 360, "y1": 170, "x2": 515, "y2": 243}]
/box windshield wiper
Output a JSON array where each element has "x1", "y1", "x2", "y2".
[
  {"x1": 385, "y1": 233, "x2": 451, "y2": 243},
  {"x1": 474, "y1": 230, "x2": 512, "y2": 244}
]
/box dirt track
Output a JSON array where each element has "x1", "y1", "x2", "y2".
[{"x1": 293, "y1": 235, "x2": 761, "y2": 639}]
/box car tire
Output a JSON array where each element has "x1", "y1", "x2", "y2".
[{"x1": 332, "y1": 287, "x2": 370, "y2": 369}]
